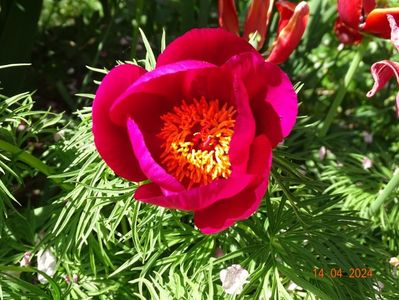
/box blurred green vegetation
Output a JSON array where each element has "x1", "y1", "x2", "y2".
[{"x1": 0, "y1": 0, "x2": 215, "y2": 110}]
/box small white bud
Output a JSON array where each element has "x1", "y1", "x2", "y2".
[
  {"x1": 319, "y1": 146, "x2": 328, "y2": 161},
  {"x1": 362, "y1": 157, "x2": 373, "y2": 170},
  {"x1": 20, "y1": 252, "x2": 32, "y2": 267}
]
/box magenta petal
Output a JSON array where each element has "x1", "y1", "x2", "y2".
[
  {"x1": 194, "y1": 188, "x2": 261, "y2": 234},
  {"x1": 263, "y1": 62, "x2": 298, "y2": 140},
  {"x1": 127, "y1": 118, "x2": 185, "y2": 192},
  {"x1": 223, "y1": 52, "x2": 298, "y2": 147},
  {"x1": 157, "y1": 28, "x2": 258, "y2": 67},
  {"x1": 228, "y1": 76, "x2": 256, "y2": 174},
  {"x1": 135, "y1": 183, "x2": 183, "y2": 208},
  {"x1": 135, "y1": 183, "x2": 162, "y2": 198},
  {"x1": 388, "y1": 14, "x2": 399, "y2": 52},
  {"x1": 194, "y1": 135, "x2": 272, "y2": 234},
  {"x1": 367, "y1": 60, "x2": 399, "y2": 98},
  {"x1": 134, "y1": 173, "x2": 257, "y2": 211},
  {"x1": 367, "y1": 59, "x2": 399, "y2": 116},
  {"x1": 92, "y1": 64, "x2": 147, "y2": 181},
  {"x1": 110, "y1": 60, "x2": 216, "y2": 127}
]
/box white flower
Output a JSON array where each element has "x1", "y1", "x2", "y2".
[
  {"x1": 362, "y1": 157, "x2": 373, "y2": 170},
  {"x1": 37, "y1": 249, "x2": 57, "y2": 284},
  {"x1": 389, "y1": 257, "x2": 399, "y2": 267},
  {"x1": 220, "y1": 264, "x2": 249, "y2": 295}
]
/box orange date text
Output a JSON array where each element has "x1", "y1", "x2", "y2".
[{"x1": 312, "y1": 267, "x2": 373, "y2": 279}]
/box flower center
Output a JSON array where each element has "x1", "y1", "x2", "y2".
[{"x1": 158, "y1": 97, "x2": 236, "y2": 188}]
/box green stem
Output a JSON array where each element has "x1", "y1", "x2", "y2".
[
  {"x1": 370, "y1": 168, "x2": 399, "y2": 215},
  {"x1": 319, "y1": 44, "x2": 365, "y2": 137},
  {"x1": 0, "y1": 139, "x2": 71, "y2": 190}
]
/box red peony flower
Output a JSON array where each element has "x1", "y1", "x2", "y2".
[
  {"x1": 92, "y1": 28, "x2": 298, "y2": 234},
  {"x1": 335, "y1": 0, "x2": 399, "y2": 44}
]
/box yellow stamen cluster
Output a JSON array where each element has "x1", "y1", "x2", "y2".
[{"x1": 158, "y1": 97, "x2": 236, "y2": 188}]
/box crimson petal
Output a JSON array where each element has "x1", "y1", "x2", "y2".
[
  {"x1": 157, "y1": 28, "x2": 258, "y2": 67},
  {"x1": 337, "y1": 0, "x2": 363, "y2": 29},
  {"x1": 223, "y1": 52, "x2": 298, "y2": 147},
  {"x1": 367, "y1": 59, "x2": 399, "y2": 116},
  {"x1": 363, "y1": 0, "x2": 376, "y2": 16},
  {"x1": 92, "y1": 64, "x2": 147, "y2": 181},
  {"x1": 334, "y1": 17, "x2": 363, "y2": 44},
  {"x1": 110, "y1": 60, "x2": 216, "y2": 127},
  {"x1": 134, "y1": 173, "x2": 257, "y2": 211},
  {"x1": 194, "y1": 135, "x2": 272, "y2": 234}
]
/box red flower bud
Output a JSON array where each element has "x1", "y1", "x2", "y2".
[
  {"x1": 218, "y1": 0, "x2": 240, "y2": 36},
  {"x1": 243, "y1": 0, "x2": 274, "y2": 50},
  {"x1": 267, "y1": 1, "x2": 309, "y2": 64}
]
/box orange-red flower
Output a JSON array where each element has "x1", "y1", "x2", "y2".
[
  {"x1": 218, "y1": 0, "x2": 309, "y2": 64},
  {"x1": 335, "y1": 0, "x2": 399, "y2": 44}
]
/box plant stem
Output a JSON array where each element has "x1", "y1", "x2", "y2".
[
  {"x1": 370, "y1": 168, "x2": 399, "y2": 215},
  {"x1": 319, "y1": 44, "x2": 365, "y2": 137}
]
